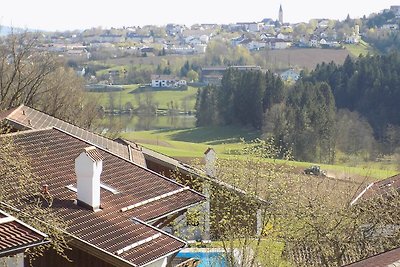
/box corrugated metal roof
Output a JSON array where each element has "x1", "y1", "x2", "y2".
[
  {"x1": 352, "y1": 173, "x2": 400, "y2": 203},
  {"x1": 1, "y1": 127, "x2": 205, "y2": 266},
  {"x1": 344, "y1": 247, "x2": 400, "y2": 267},
  {"x1": 1, "y1": 105, "x2": 146, "y2": 167}
]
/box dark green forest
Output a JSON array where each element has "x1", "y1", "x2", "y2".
[{"x1": 195, "y1": 52, "x2": 400, "y2": 163}]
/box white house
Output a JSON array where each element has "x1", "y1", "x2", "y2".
[
  {"x1": 266, "y1": 38, "x2": 291, "y2": 49},
  {"x1": 194, "y1": 44, "x2": 207, "y2": 54},
  {"x1": 246, "y1": 41, "x2": 266, "y2": 51},
  {"x1": 280, "y1": 69, "x2": 300, "y2": 81},
  {"x1": 151, "y1": 75, "x2": 187, "y2": 88},
  {"x1": 199, "y1": 35, "x2": 210, "y2": 44},
  {"x1": 98, "y1": 34, "x2": 125, "y2": 43},
  {"x1": 345, "y1": 34, "x2": 360, "y2": 44}
]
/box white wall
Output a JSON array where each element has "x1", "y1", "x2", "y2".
[
  {"x1": 144, "y1": 256, "x2": 167, "y2": 267},
  {"x1": 1, "y1": 253, "x2": 24, "y2": 267}
]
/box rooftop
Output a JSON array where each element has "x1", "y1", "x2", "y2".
[
  {"x1": 0, "y1": 209, "x2": 48, "y2": 257},
  {"x1": 1, "y1": 127, "x2": 205, "y2": 266},
  {"x1": 0, "y1": 105, "x2": 146, "y2": 167}
]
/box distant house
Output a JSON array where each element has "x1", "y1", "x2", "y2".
[
  {"x1": 265, "y1": 38, "x2": 291, "y2": 49},
  {"x1": 231, "y1": 34, "x2": 250, "y2": 46},
  {"x1": 98, "y1": 34, "x2": 125, "y2": 43},
  {"x1": 280, "y1": 69, "x2": 300, "y2": 81},
  {"x1": 382, "y1": 24, "x2": 399, "y2": 30},
  {"x1": 166, "y1": 24, "x2": 185, "y2": 36},
  {"x1": 246, "y1": 41, "x2": 267, "y2": 51},
  {"x1": 167, "y1": 45, "x2": 196, "y2": 55},
  {"x1": 345, "y1": 34, "x2": 361, "y2": 44},
  {"x1": 309, "y1": 37, "x2": 319, "y2": 47},
  {"x1": 151, "y1": 75, "x2": 187, "y2": 88},
  {"x1": 194, "y1": 44, "x2": 207, "y2": 54},
  {"x1": 236, "y1": 22, "x2": 263, "y2": 32},
  {"x1": 391, "y1": 5, "x2": 400, "y2": 17},
  {"x1": 201, "y1": 67, "x2": 226, "y2": 85},
  {"x1": 260, "y1": 33, "x2": 275, "y2": 41},
  {"x1": 126, "y1": 33, "x2": 154, "y2": 43}
]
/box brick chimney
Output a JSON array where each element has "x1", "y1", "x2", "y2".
[{"x1": 75, "y1": 146, "x2": 104, "y2": 211}]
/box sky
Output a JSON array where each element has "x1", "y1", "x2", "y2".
[{"x1": 1, "y1": 1, "x2": 400, "y2": 31}]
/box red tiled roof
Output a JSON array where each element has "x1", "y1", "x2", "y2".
[
  {"x1": 1, "y1": 105, "x2": 146, "y2": 167},
  {"x1": 2, "y1": 127, "x2": 205, "y2": 266},
  {"x1": 352, "y1": 173, "x2": 400, "y2": 204},
  {"x1": 0, "y1": 210, "x2": 48, "y2": 256},
  {"x1": 0, "y1": 107, "x2": 19, "y2": 121},
  {"x1": 344, "y1": 247, "x2": 400, "y2": 267}
]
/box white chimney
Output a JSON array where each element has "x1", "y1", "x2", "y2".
[
  {"x1": 75, "y1": 146, "x2": 104, "y2": 211},
  {"x1": 204, "y1": 147, "x2": 216, "y2": 177}
]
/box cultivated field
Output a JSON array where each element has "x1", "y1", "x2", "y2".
[{"x1": 255, "y1": 48, "x2": 351, "y2": 70}]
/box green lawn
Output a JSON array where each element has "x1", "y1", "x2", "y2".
[
  {"x1": 88, "y1": 85, "x2": 199, "y2": 112},
  {"x1": 344, "y1": 40, "x2": 375, "y2": 57},
  {"x1": 121, "y1": 126, "x2": 398, "y2": 180}
]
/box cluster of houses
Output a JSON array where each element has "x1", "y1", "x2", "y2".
[
  {"x1": 39, "y1": 4, "x2": 378, "y2": 60},
  {"x1": 33, "y1": 4, "x2": 400, "y2": 68}
]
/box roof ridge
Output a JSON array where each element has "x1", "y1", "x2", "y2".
[
  {"x1": 8, "y1": 104, "x2": 24, "y2": 118},
  {"x1": 1, "y1": 127, "x2": 53, "y2": 137},
  {"x1": 19, "y1": 105, "x2": 131, "y2": 153},
  {"x1": 52, "y1": 127, "x2": 203, "y2": 196}
]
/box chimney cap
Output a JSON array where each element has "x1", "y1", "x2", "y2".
[
  {"x1": 84, "y1": 146, "x2": 104, "y2": 162},
  {"x1": 204, "y1": 147, "x2": 215, "y2": 155}
]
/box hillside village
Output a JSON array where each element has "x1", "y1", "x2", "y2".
[
  {"x1": 39, "y1": 5, "x2": 400, "y2": 56},
  {"x1": 3, "y1": 3, "x2": 400, "y2": 267},
  {"x1": 23, "y1": 4, "x2": 399, "y2": 89}
]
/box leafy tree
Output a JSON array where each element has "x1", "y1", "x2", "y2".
[
  {"x1": 195, "y1": 86, "x2": 219, "y2": 126},
  {"x1": 187, "y1": 69, "x2": 199, "y2": 82},
  {"x1": 0, "y1": 133, "x2": 69, "y2": 263},
  {"x1": 283, "y1": 176, "x2": 400, "y2": 267},
  {"x1": 0, "y1": 30, "x2": 99, "y2": 129},
  {"x1": 206, "y1": 139, "x2": 293, "y2": 267}
]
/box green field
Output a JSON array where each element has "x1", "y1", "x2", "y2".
[
  {"x1": 88, "y1": 85, "x2": 199, "y2": 111},
  {"x1": 344, "y1": 40, "x2": 376, "y2": 57},
  {"x1": 121, "y1": 126, "x2": 398, "y2": 180}
]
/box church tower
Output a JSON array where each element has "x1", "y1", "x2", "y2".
[{"x1": 279, "y1": 4, "x2": 283, "y2": 24}]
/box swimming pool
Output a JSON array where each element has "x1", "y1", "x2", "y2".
[{"x1": 176, "y1": 250, "x2": 227, "y2": 267}]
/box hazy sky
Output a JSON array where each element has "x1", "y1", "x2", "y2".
[{"x1": 1, "y1": 1, "x2": 399, "y2": 31}]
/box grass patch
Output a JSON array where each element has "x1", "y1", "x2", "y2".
[
  {"x1": 121, "y1": 126, "x2": 398, "y2": 180},
  {"x1": 344, "y1": 40, "x2": 375, "y2": 57},
  {"x1": 87, "y1": 85, "x2": 199, "y2": 111}
]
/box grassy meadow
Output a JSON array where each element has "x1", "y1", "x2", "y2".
[
  {"x1": 88, "y1": 85, "x2": 199, "y2": 111},
  {"x1": 121, "y1": 125, "x2": 398, "y2": 181},
  {"x1": 344, "y1": 40, "x2": 376, "y2": 57}
]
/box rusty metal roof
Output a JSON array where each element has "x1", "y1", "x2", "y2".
[
  {"x1": 0, "y1": 210, "x2": 48, "y2": 257},
  {"x1": 344, "y1": 247, "x2": 400, "y2": 267},
  {"x1": 352, "y1": 173, "x2": 400, "y2": 204},
  {"x1": 1, "y1": 105, "x2": 146, "y2": 167},
  {"x1": 2, "y1": 127, "x2": 205, "y2": 266}
]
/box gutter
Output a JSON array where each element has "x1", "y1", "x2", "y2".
[
  {"x1": 350, "y1": 182, "x2": 374, "y2": 205},
  {"x1": 0, "y1": 240, "x2": 50, "y2": 257}
]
